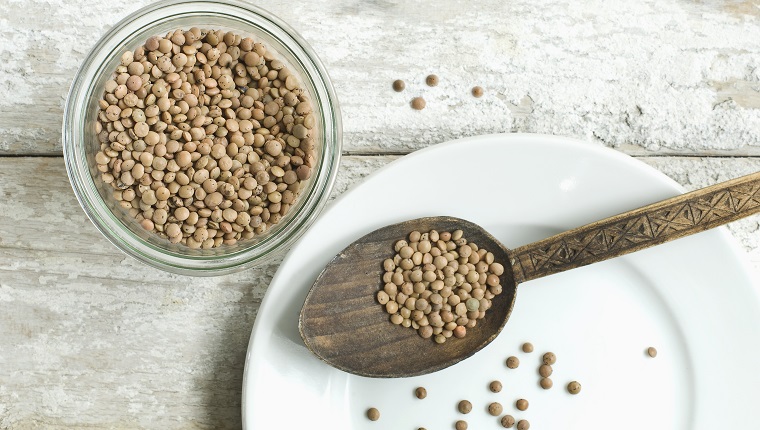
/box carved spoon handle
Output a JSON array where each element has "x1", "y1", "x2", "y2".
[{"x1": 510, "y1": 171, "x2": 760, "y2": 284}]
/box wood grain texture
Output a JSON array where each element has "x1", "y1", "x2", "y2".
[{"x1": 1, "y1": 0, "x2": 760, "y2": 155}]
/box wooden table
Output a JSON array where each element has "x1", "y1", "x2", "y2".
[{"x1": 2, "y1": 0, "x2": 759, "y2": 427}]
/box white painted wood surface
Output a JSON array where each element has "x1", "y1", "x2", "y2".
[{"x1": 1, "y1": 0, "x2": 759, "y2": 428}]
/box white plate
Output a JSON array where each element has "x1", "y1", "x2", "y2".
[{"x1": 242, "y1": 134, "x2": 760, "y2": 430}]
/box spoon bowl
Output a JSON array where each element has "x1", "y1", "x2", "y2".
[{"x1": 298, "y1": 217, "x2": 518, "y2": 378}]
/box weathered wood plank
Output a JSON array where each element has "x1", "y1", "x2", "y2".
[{"x1": 1, "y1": 0, "x2": 759, "y2": 156}]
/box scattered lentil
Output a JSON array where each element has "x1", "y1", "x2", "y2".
[
  {"x1": 500, "y1": 415, "x2": 516, "y2": 428},
  {"x1": 567, "y1": 381, "x2": 582, "y2": 395},
  {"x1": 381, "y1": 229, "x2": 504, "y2": 342},
  {"x1": 540, "y1": 377, "x2": 553, "y2": 389},
  {"x1": 539, "y1": 364, "x2": 553, "y2": 377},
  {"x1": 542, "y1": 352, "x2": 557, "y2": 365},
  {"x1": 521, "y1": 342, "x2": 534, "y2": 353},
  {"x1": 411, "y1": 97, "x2": 426, "y2": 110},
  {"x1": 94, "y1": 28, "x2": 317, "y2": 249},
  {"x1": 455, "y1": 420, "x2": 468, "y2": 430},
  {"x1": 647, "y1": 346, "x2": 657, "y2": 358},
  {"x1": 517, "y1": 419, "x2": 530, "y2": 430},
  {"x1": 515, "y1": 399, "x2": 529, "y2": 411},
  {"x1": 415, "y1": 387, "x2": 427, "y2": 399},
  {"x1": 392, "y1": 79, "x2": 405, "y2": 92},
  {"x1": 488, "y1": 402, "x2": 503, "y2": 416},
  {"x1": 457, "y1": 400, "x2": 472, "y2": 414},
  {"x1": 366, "y1": 407, "x2": 380, "y2": 421},
  {"x1": 471, "y1": 86, "x2": 484, "y2": 98},
  {"x1": 425, "y1": 74, "x2": 439, "y2": 86},
  {"x1": 489, "y1": 380, "x2": 502, "y2": 393},
  {"x1": 506, "y1": 356, "x2": 520, "y2": 369}
]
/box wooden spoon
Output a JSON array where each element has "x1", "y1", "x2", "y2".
[{"x1": 299, "y1": 171, "x2": 760, "y2": 378}]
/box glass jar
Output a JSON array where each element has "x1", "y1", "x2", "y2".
[{"x1": 63, "y1": 0, "x2": 342, "y2": 275}]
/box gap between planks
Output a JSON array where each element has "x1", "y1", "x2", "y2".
[{"x1": 5, "y1": 152, "x2": 760, "y2": 160}]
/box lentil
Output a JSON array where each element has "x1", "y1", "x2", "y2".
[
  {"x1": 647, "y1": 346, "x2": 657, "y2": 358},
  {"x1": 500, "y1": 415, "x2": 516, "y2": 428},
  {"x1": 515, "y1": 399, "x2": 528, "y2": 411},
  {"x1": 415, "y1": 386, "x2": 427, "y2": 399},
  {"x1": 411, "y1": 96, "x2": 426, "y2": 110},
  {"x1": 539, "y1": 364, "x2": 553, "y2": 377},
  {"x1": 457, "y1": 400, "x2": 472, "y2": 414},
  {"x1": 567, "y1": 380, "x2": 581, "y2": 395},
  {"x1": 542, "y1": 352, "x2": 557, "y2": 365},
  {"x1": 489, "y1": 380, "x2": 502, "y2": 393},
  {"x1": 506, "y1": 356, "x2": 520, "y2": 369},
  {"x1": 517, "y1": 419, "x2": 530, "y2": 430},
  {"x1": 95, "y1": 29, "x2": 317, "y2": 249},
  {"x1": 453, "y1": 325, "x2": 467, "y2": 338},
  {"x1": 540, "y1": 377, "x2": 553, "y2": 389},
  {"x1": 366, "y1": 407, "x2": 380, "y2": 421},
  {"x1": 380, "y1": 229, "x2": 504, "y2": 342}
]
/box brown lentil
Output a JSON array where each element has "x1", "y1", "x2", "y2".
[
  {"x1": 457, "y1": 400, "x2": 472, "y2": 414},
  {"x1": 515, "y1": 398, "x2": 528, "y2": 411},
  {"x1": 488, "y1": 402, "x2": 503, "y2": 416},
  {"x1": 517, "y1": 419, "x2": 530, "y2": 430},
  {"x1": 425, "y1": 74, "x2": 439, "y2": 86},
  {"x1": 95, "y1": 28, "x2": 317, "y2": 249},
  {"x1": 489, "y1": 380, "x2": 502, "y2": 393},
  {"x1": 366, "y1": 407, "x2": 380, "y2": 421},
  {"x1": 392, "y1": 79, "x2": 405, "y2": 92},
  {"x1": 500, "y1": 415, "x2": 516, "y2": 428},
  {"x1": 381, "y1": 229, "x2": 504, "y2": 342},
  {"x1": 506, "y1": 356, "x2": 520, "y2": 369},
  {"x1": 455, "y1": 420, "x2": 468, "y2": 430},
  {"x1": 521, "y1": 342, "x2": 533, "y2": 353},
  {"x1": 471, "y1": 86, "x2": 484, "y2": 98},
  {"x1": 540, "y1": 377, "x2": 553, "y2": 389},
  {"x1": 542, "y1": 352, "x2": 557, "y2": 365},
  {"x1": 453, "y1": 325, "x2": 467, "y2": 338},
  {"x1": 539, "y1": 364, "x2": 553, "y2": 377},
  {"x1": 647, "y1": 346, "x2": 657, "y2": 358},
  {"x1": 411, "y1": 96, "x2": 426, "y2": 110},
  {"x1": 567, "y1": 380, "x2": 581, "y2": 394},
  {"x1": 415, "y1": 386, "x2": 427, "y2": 399}
]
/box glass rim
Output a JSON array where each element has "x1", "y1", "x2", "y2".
[{"x1": 63, "y1": 0, "x2": 342, "y2": 276}]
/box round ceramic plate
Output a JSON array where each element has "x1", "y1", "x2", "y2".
[{"x1": 242, "y1": 134, "x2": 760, "y2": 429}]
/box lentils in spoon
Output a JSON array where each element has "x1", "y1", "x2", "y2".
[{"x1": 380, "y1": 229, "x2": 504, "y2": 343}]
